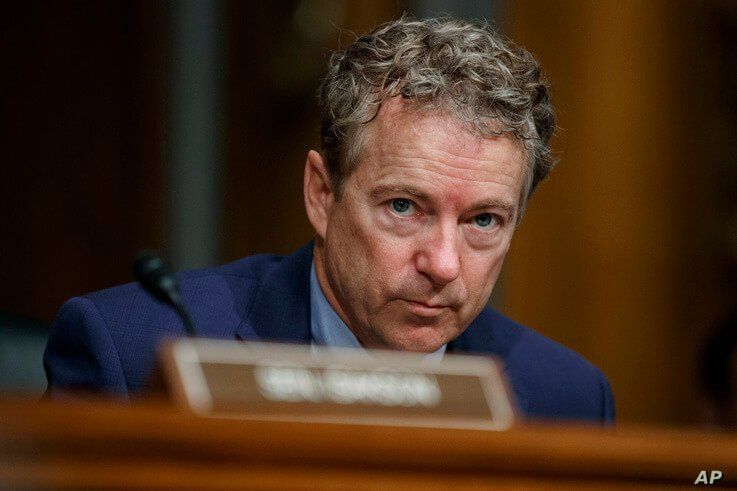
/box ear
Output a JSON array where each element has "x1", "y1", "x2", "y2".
[{"x1": 303, "y1": 150, "x2": 334, "y2": 239}]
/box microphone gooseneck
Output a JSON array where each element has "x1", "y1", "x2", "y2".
[{"x1": 133, "y1": 252, "x2": 196, "y2": 336}]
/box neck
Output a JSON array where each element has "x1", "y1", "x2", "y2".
[
  {"x1": 312, "y1": 241, "x2": 346, "y2": 327},
  {"x1": 312, "y1": 240, "x2": 379, "y2": 348}
]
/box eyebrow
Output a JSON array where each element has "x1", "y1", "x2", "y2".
[
  {"x1": 370, "y1": 185, "x2": 429, "y2": 202},
  {"x1": 370, "y1": 184, "x2": 517, "y2": 216},
  {"x1": 470, "y1": 198, "x2": 516, "y2": 214}
]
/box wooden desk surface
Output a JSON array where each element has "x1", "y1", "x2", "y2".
[{"x1": 0, "y1": 397, "x2": 735, "y2": 489}]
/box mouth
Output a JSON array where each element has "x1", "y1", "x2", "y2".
[{"x1": 402, "y1": 299, "x2": 449, "y2": 317}]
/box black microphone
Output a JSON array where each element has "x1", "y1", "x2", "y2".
[{"x1": 133, "y1": 251, "x2": 196, "y2": 336}]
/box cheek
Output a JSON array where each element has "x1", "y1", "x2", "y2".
[
  {"x1": 464, "y1": 248, "x2": 508, "y2": 300},
  {"x1": 340, "y1": 205, "x2": 413, "y2": 278},
  {"x1": 360, "y1": 233, "x2": 416, "y2": 298},
  {"x1": 328, "y1": 206, "x2": 391, "y2": 295}
]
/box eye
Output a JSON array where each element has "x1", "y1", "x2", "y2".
[
  {"x1": 389, "y1": 198, "x2": 416, "y2": 216},
  {"x1": 473, "y1": 212, "x2": 499, "y2": 229}
]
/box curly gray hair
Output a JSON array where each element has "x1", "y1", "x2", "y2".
[{"x1": 318, "y1": 16, "x2": 556, "y2": 212}]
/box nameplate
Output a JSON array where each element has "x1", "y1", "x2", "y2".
[{"x1": 159, "y1": 339, "x2": 516, "y2": 430}]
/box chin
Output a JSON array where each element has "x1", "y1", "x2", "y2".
[{"x1": 382, "y1": 325, "x2": 449, "y2": 353}]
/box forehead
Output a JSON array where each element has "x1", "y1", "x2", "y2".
[
  {"x1": 355, "y1": 97, "x2": 527, "y2": 207},
  {"x1": 366, "y1": 97, "x2": 489, "y2": 158}
]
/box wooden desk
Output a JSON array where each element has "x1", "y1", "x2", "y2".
[{"x1": 0, "y1": 398, "x2": 735, "y2": 489}]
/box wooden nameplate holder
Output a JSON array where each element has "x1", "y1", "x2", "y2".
[{"x1": 158, "y1": 338, "x2": 517, "y2": 430}]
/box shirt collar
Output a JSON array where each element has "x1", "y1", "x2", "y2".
[{"x1": 309, "y1": 260, "x2": 446, "y2": 360}]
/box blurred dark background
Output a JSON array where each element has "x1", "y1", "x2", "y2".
[{"x1": 1, "y1": 0, "x2": 736, "y2": 427}]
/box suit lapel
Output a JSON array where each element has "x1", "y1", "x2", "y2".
[
  {"x1": 447, "y1": 308, "x2": 490, "y2": 354},
  {"x1": 447, "y1": 307, "x2": 522, "y2": 361},
  {"x1": 235, "y1": 242, "x2": 314, "y2": 344}
]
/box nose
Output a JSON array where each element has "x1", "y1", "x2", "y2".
[{"x1": 415, "y1": 222, "x2": 461, "y2": 287}]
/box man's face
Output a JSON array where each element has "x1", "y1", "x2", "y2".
[{"x1": 310, "y1": 98, "x2": 527, "y2": 352}]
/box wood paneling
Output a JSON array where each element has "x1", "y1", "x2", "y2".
[
  {"x1": 0, "y1": 2, "x2": 166, "y2": 320},
  {"x1": 502, "y1": 1, "x2": 737, "y2": 425},
  {"x1": 221, "y1": 1, "x2": 401, "y2": 259}
]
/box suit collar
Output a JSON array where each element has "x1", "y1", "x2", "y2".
[
  {"x1": 447, "y1": 307, "x2": 507, "y2": 356},
  {"x1": 447, "y1": 315, "x2": 474, "y2": 353},
  {"x1": 236, "y1": 242, "x2": 314, "y2": 344}
]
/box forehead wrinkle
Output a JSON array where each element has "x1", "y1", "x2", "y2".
[
  {"x1": 374, "y1": 98, "x2": 513, "y2": 154},
  {"x1": 374, "y1": 156, "x2": 521, "y2": 188},
  {"x1": 366, "y1": 120, "x2": 526, "y2": 181},
  {"x1": 384, "y1": 146, "x2": 510, "y2": 173},
  {"x1": 372, "y1": 127, "x2": 490, "y2": 166}
]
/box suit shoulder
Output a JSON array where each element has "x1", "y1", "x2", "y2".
[
  {"x1": 470, "y1": 310, "x2": 615, "y2": 422},
  {"x1": 84, "y1": 253, "x2": 285, "y2": 316},
  {"x1": 77, "y1": 253, "x2": 289, "y2": 351},
  {"x1": 65, "y1": 253, "x2": 288, "y2": 394},
  {"x1": 499, "y1": 312, "x2": 602, "y2": 377}
]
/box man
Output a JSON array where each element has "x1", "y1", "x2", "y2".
[{"x1": 45, "y1": 17, "x2": 615, "y2": 423}]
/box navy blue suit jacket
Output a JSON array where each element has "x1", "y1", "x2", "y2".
[{"x1": 44, "y1": 243, "x2": 615, "y2": 424}]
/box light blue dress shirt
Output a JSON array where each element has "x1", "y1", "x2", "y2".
[{"x1": 309, "y1": 261, "x2": 446, "y2": 360}]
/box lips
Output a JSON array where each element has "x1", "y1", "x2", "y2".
[{"x1": 403, "y1": 299, "x2": 448, "y2": 316}]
